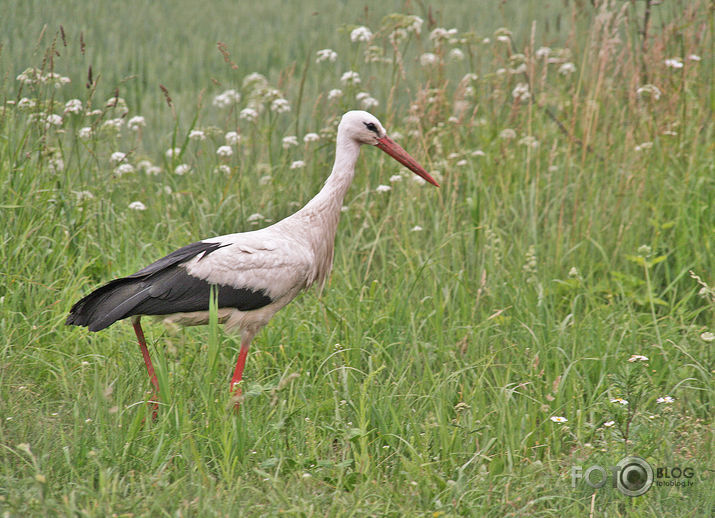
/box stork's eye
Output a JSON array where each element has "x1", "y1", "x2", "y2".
[{"x1": 364, "y1": 122, "x2": 378, "y2": 134}]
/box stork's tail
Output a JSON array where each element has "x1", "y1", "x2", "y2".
[{"x1": 66, "y1": 278, "x2": 150, "y2": 332}]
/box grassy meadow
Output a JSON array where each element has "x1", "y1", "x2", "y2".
[{"x1": 1, "y1": 0, "x2": 713, "y2": 515}]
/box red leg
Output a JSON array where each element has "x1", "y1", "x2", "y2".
[
  {"x1": 132, "y1": 317, "x2": 159, "y2": 418},
  {"x1": 230, "y1": 334, "x2": 253, "y2": 409}
]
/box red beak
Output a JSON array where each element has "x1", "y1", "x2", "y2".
[{"x1": 376, "y1": 136, "x2": 439, "y2": 187}]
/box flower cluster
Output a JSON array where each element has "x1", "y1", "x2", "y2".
[{"x1": 213, "y1": 89, "x2": 241, "y2": 108}]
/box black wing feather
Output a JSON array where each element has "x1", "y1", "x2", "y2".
[{"x1": 66, "y1": 241, "x2": 272, "y2": 332}]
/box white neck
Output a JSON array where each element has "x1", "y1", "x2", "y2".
[
  {"x1": 281, "y1": 133, "x2": 363, "y2": 287},
  {"x1": 303, "y1": 132, "x2": 361, "y2": 213}
]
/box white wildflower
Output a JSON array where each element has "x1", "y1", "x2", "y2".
[
  {"x1": 102, "y1": 118, "x2": 124, "y2": 130},
  {"x1": 282, "y1": 136, "x2": 298, "y2": 148},
  {"x1": 271, "y1": 98, "x2": 291, "y2": 113},
  {"x1": 499, "y1": 128, "x2": 516, "y2": 139},
  {"x1": 225, "y1": 131, "x2": 242, "y2": 145},
  {"x1": 45, "y1": 114, "x2": 63, "y2": 127},
  {"x1": 74, "y1": 190, "x2": 94, "y2": 201},
  {"x1": 550, "y1": 416, "x2": 568, "y2": 423},
  {"x1": 247, "y1": 213, "x2": 265, "y2": 222},
  {"x1": 127, "y1": 116, "x2": 146, "y2": 131},
  {"x1": 114, "y1": 163, "x2": 135, "y2": 176},
  {"x1": 64, "y1": 99, "x2": 83, "y2": 114},
  {"x1": 128, "y1": 201, "x2": 146, "y2": 211},
  {"x1": 316, "y1": 49, "x2": 338, "y2": 63},
  {"x1": 519, "y1": 136, "x2": 539, "y2": 148},
  {"x1": 610, "y1": 398, "x2": 628, "y2": 406},
  {"x1": 216, "y1": 145, "x2": 233, "y2": 157},
  {"x1": 700, "y1": 331, "x2": 715, "y2": 342},
  {"x1": 407, "y1": 15, "x2": 423, "y2": 34},
  {"x1": 664, "y1": 58, "x2": 683, "y2": 69},
  {"x1": 189, "y1": 130, "x2": 206, "y2": 141},
  {"x1": 165, "y1": 147, "x2": 181, "y2": 158},
  {"x1": 261, "y1": 87, "x2": 281, "y2": 101},
  {"x1": 627, "y1": 354, "x2": 649, "y2": 363},
  {"x1": 471, "y1": 150, "x2": 485, "y2": 157},
  {"x1": 78, "y1": 127, "x2": 93, "y2": 140},
  {"x1": 174, "y1": 164, "x2": 191, "y2": 175},
  {"x1": 636, "y1": 84, "x2": 662, "y2": 100},
  {"x1": 389, "y1": 175, "x2": 402, "y2": 183},
  {"x1": 17, "y1": 97, "x2": 36, "y2": 109},
  {"x1": 448, "y1": 49, "x2": 465, "y2": 61},
  {"x1": 110, "y1": 152, "x2": 127, "y2": 164},
  {"x1": 512, "y1": 83, "x2": 530, "y2": 101},
  {"x1": 420, "y1": 53, "x2": 439, "y2": 67},
  {"x1": 303, "y1": 132, "x2": 320, "y2": 143},
  {"x1": 350, "y1": 26, "x2": 373, "y2": 43},
  {"x1": 603, "y1": 420, "x2": 615, "y2": 427},
  {"x1": 375, "y1": 184, "x2": 391, "y2": 193},
  {"x1": 216, "y1": 165, "x2": 231, "y2": 174},
  {"x1": 16, "y1": 67, "x2": 42, "y2": 84},
  {"x1": 213, "y1": 89, "x2": 241, "y2": 108},
  {"x1": 656, "y1": 396, "x2": 674, "y2": 404},
  {"x1": 49, "y1": 157, "x2": 64, "y2": 173},
  {"x1": 430, "y1": 27, "x2": 458, "y2": 42},
  {"x1": 687, "y1": 54, "x2": 701, "y2": 62},
  {"x1": 634, "y1": 142, "x2": 653, "y2": 152},
  {"x1": 242, "y1": 72, "x2": 268, "y2": 90},
  {"x1": 535, "y1": 46, "x2": 552, "y2": 59},
  {"x1": 558, "y1": 62, "x2": 576, "y2": 75},
  {"x1": 411, "y1": 225, "x2": 423, "y2": 232},
  {"x1": 239, "y1": 108, "x2": 258, "y2": 122},
  {"x1": 290, "y1": 160, "x2": 305, "y2": 170},
  {"x1": 340, "y1": 71, "x2": 361, "y2": 85},
  {"x1": 456, "y1": 159, "x2": 468, "y2": 166},
  {"x1": 328, "y1": 89, "x2": 343, "y2": 100},
  {"x1": 356, "y1": 92, "x2": 379, "y2": 109}
]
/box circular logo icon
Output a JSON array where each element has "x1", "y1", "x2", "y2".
[{"x1": 616, "y1": 456, "x2": 653, "y2": 497}]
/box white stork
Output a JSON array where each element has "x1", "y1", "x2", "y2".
[{"x1": 66, "y1": 110, "x2": 439, "y2": 411}]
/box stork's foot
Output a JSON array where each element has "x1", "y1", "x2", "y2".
[
  {"x1": 140, "y1": 392, "x2": 159, "y2": 422},
  {"x1": 148, "y1": 395, "x2": 159, "y2": 421},
  {"x1": 230, "y1": 383, "x2": 243, "y2": 412}
]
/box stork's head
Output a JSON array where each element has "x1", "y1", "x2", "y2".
[{"x1": 338, "y1": 110, "x2": 440, "y2": 187}]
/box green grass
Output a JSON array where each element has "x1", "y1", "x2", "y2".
[{"x1": 1, "y1": 1, "x2": 713, "y2": 516}]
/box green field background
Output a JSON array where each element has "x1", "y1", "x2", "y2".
[{"x1": 1, "y1": 1, "x2": 712, "y2": 516}]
